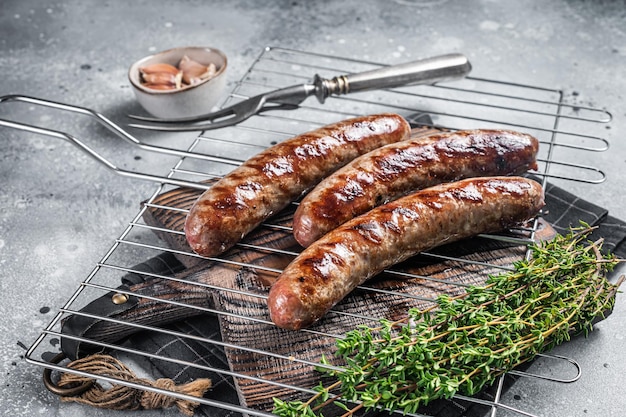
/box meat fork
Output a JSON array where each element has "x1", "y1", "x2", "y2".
[{"x1": 128, "y1": 53, "x2": 472, "y2": 131}]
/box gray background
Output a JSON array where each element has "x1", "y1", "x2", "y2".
[{"x1": 1, "y1": 1, "x2": 625, "y2": 416}]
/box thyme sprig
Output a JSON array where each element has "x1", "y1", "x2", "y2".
[{"x1": 273, "y1": 225, "x2": 624, "y2": 417}]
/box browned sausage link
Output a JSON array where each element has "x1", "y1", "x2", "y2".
[
  {"x1": 185, "y1": 113, "x2": 411, "y2": 257},
  {"x1": 269, "y1": 176, "x2": 545, "y2": 330},
  {"x1": 292, "y1": 129, "x2": 540, "y2": 247}
]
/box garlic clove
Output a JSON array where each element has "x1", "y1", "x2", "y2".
[
  {"x1": 201, "y1": 63, "x2": 217, "y2": 80},
  {"x1": 179, "y1": 55, "x2": 216, "y2": 85},
  {"x1": 174, "y1": 71, "x2": 183, "y2": 90},
  {"x1": 140, "y1": 63, "x2": 180, "y2": 76},
  {"x1": 141, "y1": 72, "x2": 179, "y2": 87}
]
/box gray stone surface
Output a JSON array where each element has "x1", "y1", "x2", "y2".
[{"x1": 1, "y1": 1, "x2": 625, "y2": 416}]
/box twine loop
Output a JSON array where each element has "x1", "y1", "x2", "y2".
[{"x1": 48, "y1": 353, "x2": 211, "y2": 416}]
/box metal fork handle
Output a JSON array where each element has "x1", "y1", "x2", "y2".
[{"x1": 314, "y1": 53, "x2": 471, "y2": 103}]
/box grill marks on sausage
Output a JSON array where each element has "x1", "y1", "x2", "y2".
[
  {"x1": 268, "y1": 177, "x2": 545, "y2": 330},
  {"x1": 292, "y1": 129, "x2": 540, "y2": 247},
  {"x1": 184, "y1": 113, "x2": 411, "y2": 257}
]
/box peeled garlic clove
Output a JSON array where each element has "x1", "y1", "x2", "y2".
[
  {"x1": 179, "y1": 55, "x2": 215, "y2": 85},
  {"x1": 140, "y1": 63, "x2": 180, "y2": 76}
]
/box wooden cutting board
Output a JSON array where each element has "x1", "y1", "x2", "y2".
[{"x1": 141, "y1": 126, "x2": 552, "y2": 413}]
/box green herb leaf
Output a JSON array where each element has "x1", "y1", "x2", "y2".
[{"x1": 273, "y1": 225, "x2": 624, "y2": 417}]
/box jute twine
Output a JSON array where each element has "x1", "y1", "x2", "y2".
[{"x1": 56, "y1": 354, "x2": 212, "y2": 416}]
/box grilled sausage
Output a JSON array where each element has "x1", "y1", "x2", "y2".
[
  {"x1": 185, "y1": 113, "x2": 411, "y2": 257},
  {"x1": 293, "y1": 129, "x2": 540, "y2": 247},
  {"x1": 268, "y1": 176, "x2": 545, "y2": 330}
]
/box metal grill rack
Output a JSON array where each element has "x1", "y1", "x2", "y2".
[{"x1": 11, "y1": 46, "x2": 612, "y2": 417}]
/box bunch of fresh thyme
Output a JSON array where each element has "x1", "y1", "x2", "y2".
[{"x1": 273, "y1": 225, "x2": 624, "y2": 417}]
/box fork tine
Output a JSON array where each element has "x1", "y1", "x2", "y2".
[
  {"x1": 128, "y1": 93, "x2": 268, "y2": 131},
  {"x1": 127, "y1": 103, "x2": 238, "y2": 124},
  {"x1": 128, "y1": 114, "x2": 245, "y2": 132}
]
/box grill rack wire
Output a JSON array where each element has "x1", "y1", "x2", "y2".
[{"x1": 2, "y1": 46, "x2": 612, "y2": 417}]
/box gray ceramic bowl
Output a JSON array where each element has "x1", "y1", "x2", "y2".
[{"x1": 128, "y1": 46, "x2": 228, "y2": 119}]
